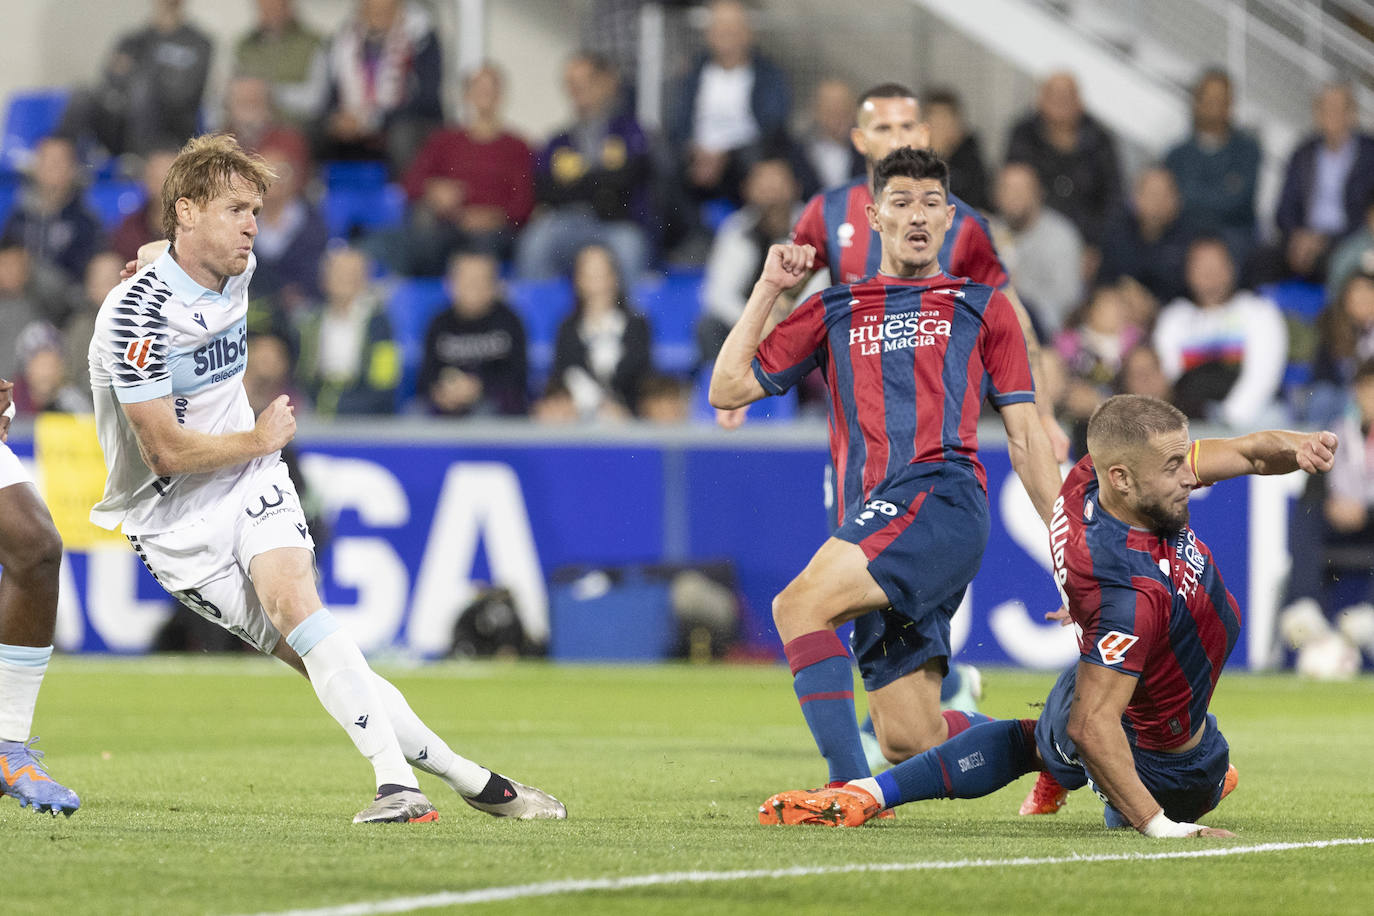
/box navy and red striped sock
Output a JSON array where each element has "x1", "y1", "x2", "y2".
[{"x1": 783, "y1": 630, "x2": 870, "y2": 784}]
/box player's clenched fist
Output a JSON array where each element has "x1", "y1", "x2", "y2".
[
  {"x1": 254, "y1": 394, "x2": 297, "y2": 453},
  {"x1": 759, "y1": 244, "x2": 815, "y2": 291},
  {"x1": 1297, "y1": 430, "x2": 1338, "y2": 474}
]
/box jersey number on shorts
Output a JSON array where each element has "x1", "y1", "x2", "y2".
[
  {"x1": 854, "y1": 499, "x2": 900, "y2": 527},
  {"x1": 181, "y1": 587, "x2": 223, "y2": 619}
]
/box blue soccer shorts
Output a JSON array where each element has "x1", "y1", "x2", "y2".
[
  {"x1": 1035, "y1": 664, "x2": 1232, "y2": 824},
  {"x1": 833, "y1": 462, "x2": 990, "y2": 692}
]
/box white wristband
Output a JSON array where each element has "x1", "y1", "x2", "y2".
[
  {"x1": 2, "y1": 401, "x2": 14, "y2": 421},
  {"x1": 1142, "y1": 809, "x2": 1202, "y2": 838}
]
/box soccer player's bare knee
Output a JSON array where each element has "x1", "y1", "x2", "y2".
[
  {"x1": 869, "y1": 670, "x2": 946, "y2": 761},
  {"x1": 249, "y1": 547, "x2": 324, "y2": 633}
]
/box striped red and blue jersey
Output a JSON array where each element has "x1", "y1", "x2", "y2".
[
  {"x1": 1050, "y1": 456, "x2": 1242, "y2": 751},
  {"x1": 752, "y1": 272, "x2": 1034, "y2": 526},
  {"x1": 791, "y1": 176, "x2": 1009, "y2": 289}
]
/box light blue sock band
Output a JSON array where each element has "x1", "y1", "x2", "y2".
[
  {"x1": 285, "y1": 609, "x2": 340, "y2": 657},
  {"x1": 0, "y1": 643, "x2": 52, "y2": 667}
]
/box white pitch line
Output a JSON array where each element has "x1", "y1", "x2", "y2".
[{"x1": 240, "y1": 837, "x2": 1374, "y2": 916}]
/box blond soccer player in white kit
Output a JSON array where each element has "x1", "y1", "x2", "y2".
[{"x1": 89, "y1": 134, "x2": 564, "y2": 823}]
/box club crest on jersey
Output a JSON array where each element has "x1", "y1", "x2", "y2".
[
  {"x1": 124, "y1": 336, "x2": 155, "y2": 371},
  {"x1": 1096, "y1": 631, "x2": 1138, "y2": 665},
  {"x1": 837, "y1": 222, "x2": 855, "y2": 248}
]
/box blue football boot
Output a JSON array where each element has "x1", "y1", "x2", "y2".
[{"x1": 0, "y1": 738, "x2": 80, "y2": 816}]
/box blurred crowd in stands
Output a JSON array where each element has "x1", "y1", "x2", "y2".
[{"x1": 4, "y1": 0, "x2": 1374, "y2": 446}]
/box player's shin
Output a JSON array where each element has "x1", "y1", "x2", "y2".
[
  {"x1": 872, "y1": 718, "x2": 1038, "y2": 807},
  {"x1": 784, "y1": 630, "x2": 871, "y2": 783},
  {"x1": 286, "y1": 609, "x2": 415, "y2": 790},
  {"x1": 369, "y1": 672, "x2": 491, "y2": 795}
]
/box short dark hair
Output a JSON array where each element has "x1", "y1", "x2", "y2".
[
  {"x1": 857, "y1": 83, "x2": 917, "y2": 110},
  {"x1": 1086, "y1": 394, "x2": 1187, "y2": 468},
  {"x1": 871, "y1": 146, "x2": 949, "y2": 198},
  {"x1": 923, "y1": 86, "x2": 962, "y2": 113}
]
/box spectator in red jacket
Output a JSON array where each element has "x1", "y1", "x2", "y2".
[{"x1": 371, "y1": 63, "x2": 533, "y2": 276}]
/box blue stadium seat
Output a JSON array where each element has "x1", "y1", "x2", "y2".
[
  {"x1": 1260, "y1": 279, "x2": 1326, "y2": 320},
  {"x1": 0, "y1": 88, "x2": 69, "y2": 174},
  {"x1": 322, "y1": 184, "x2": 406, "y2": 240},
  {"x1": 85, "y1": 180, "x2": 146, "y2": 230},
  {"x1": 507, "y1": 277, "x2": 575, "y2": 387},
  {"x1": 386, "y1": 277, "x2": 450, "y2": 405},
  {"x1": 1262, "y1": 279, "x2": 1326, "y2": 394},
  {"x1": 0, "y1": 174, "x2": 19, "y2": 227},
  {"x1": 320, "y1": 160, "x2": 389, "y2": 189},
  {"x1": 700, "y1": 197, "x2": 738, "y2": 233},
  {"x1": 635, "y1": 268, "x2": 703, "y2": 375}
]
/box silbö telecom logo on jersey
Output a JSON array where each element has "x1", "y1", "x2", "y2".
[{"x1": 849, "y1": 309, "x2": 952, "y2": 356}]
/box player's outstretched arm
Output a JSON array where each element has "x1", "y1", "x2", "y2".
[
  {"x1": 1192, "y1": 430, "x2": 1338, "y2": 485},
  {"x1": 123, "y1": 393, "x2": 296, "y2": 477},
  {"x1": 1068, "y1": 661, "x2": 1234, "y2": 839},
  {"x1": 1000, "y1": 401, "x2": 1063, "y2": 526},
  {"x1": 1002, "y1": 285, "x2": 1071, "y2": 462},
  {"x1": 708, "y1": 243, "x2": 814, "y2": 410}
]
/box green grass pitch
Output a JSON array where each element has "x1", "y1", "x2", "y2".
[{"x1": 6, "y1": 658, "x2": 1373, "y2": 915}]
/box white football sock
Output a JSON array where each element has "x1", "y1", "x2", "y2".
[
  {"x1": 849, "y1": 776, "x2": 887, "y2": 809},
  {"x1": 0, "y1": 644, "x2": 50, "y2": 743},
  {"x1": 288, "y1": 611, "x2": 414, "y2": 790},
  {"x1": 370, "y1": 673, "x2": 491, "y2": 796}
]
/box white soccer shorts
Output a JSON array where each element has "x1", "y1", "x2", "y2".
[{"x1": 127, "y1": 460, "x2": 316, "y2": 653}]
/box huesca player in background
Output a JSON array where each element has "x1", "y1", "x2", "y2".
[
  {"x1": 88, "y1": 133, "x2": 564, "y2": 824},
  {"x1": 711, "y1": 146, "x2": 1063, "y2": 806},
  {"x1": 762, "y1": 394, "x2": 1337, "y2": 836}
]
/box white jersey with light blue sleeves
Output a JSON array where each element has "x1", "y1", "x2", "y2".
[{"x1": 88, "y1": 250, "x2": 275, "y2": 534}]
